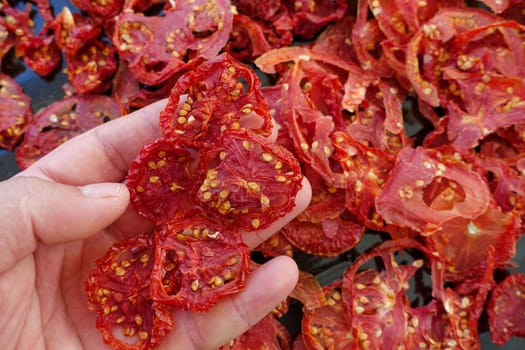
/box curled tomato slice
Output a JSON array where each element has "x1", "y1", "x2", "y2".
[
  {"x1": 150, "y1": 218, "x2": 250, "y2": 312},
  {"x1": 126, "y1": 138, "x2": 201, "y2": 224},
  {"x1": 375, "y1": 147, "x2": 491, "y2": 233},
  {"x1": 85, "y1": 234, "x2": 174, "y2": 350},
  {"x1": 0, "y1": 74, "x2": 32, "y2": 151},
  {"x1": 196, "y1": 129, "x2": 303, "y2": 231},
  {"x1": 488, "y1": 273, "x2": 525, "y2": 345},
  {"x1": 159, "y1": 53, "x2": 272, "y2": 147}
]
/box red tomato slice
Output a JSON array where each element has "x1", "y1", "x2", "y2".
[
  {"x1": 376, "y1": 146, "x2": 491, "y2": 233},
  {"x1": 196, "y1": 129, "x2": 303, "y2": 231},
  {"x1": 428, "y1": 202, "x2": 521, "y2": 282},
  {"x1": 219, "y1": 313, "x2": 292, "y2": 350},
  {"x1": 85, "y1": 234, "x2": 174, "y2": 350},
  {"x1": 126, "y1": 138, "x2": 202, "y2": 224},
  {"x1": 150, "y1": 218, "x2": 250, "y2": 311},
  {"x1": 65, "y1": 38, "x2": 117, "y2": 94},
  {"x1": 281, "y1": 214, "x2": 364, "y2": 257},
  {"x1": 113, "y1": 0, "x2": 233, "y2": 85},
  {"x1": 16, "y1": 95, "x2": 121, "y2": 169},
  {"x1": 0, "y1": 74, "x2": 32, "y2": 151},
  {"x1": 159, "y1": 53, "x2": 272, "y2": 147},
  {"x1": 52, "y1": 7, "x2": 101, "y2": 55},
  {"x1": 488, "y1": 273, "x2": 525, "y2": 345}
]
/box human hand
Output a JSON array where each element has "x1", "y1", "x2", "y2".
[{"x1": 0, "y1": 100, "x2": 312, "y2": 350}]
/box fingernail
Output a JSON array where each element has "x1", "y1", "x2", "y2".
[{"x1": 79, "y1": 183, "x2": 126, "y2": 198}]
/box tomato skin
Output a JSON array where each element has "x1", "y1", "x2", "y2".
[{"x1": 150, "y1": 219, "x2": 250, "y2": 312}]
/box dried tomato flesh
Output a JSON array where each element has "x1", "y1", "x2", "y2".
[
  {"x1": 15, "y1": 95, "x2": 121, "y2": 169},
  {"x1": 488, "y1": 273, "x2": 525, "y2": 345},
  {"x1": 195, "y1": 129, "x2": 303, "y2": 231},
  {"x1": 85, "y1": 235, "x2": 174, "y2": 350},
  {"x1": 150, "y1": 218, "x2": 250, "y2": 312},
  {"x1": 0, "y1": 74, "x2": 32, "y2": 151},
  {"x1": 159, "y1": 53, "x2": 272, "y2": 147},
  {"x1": 126, "y1": 138, "x2": 201, "y2": 224}
]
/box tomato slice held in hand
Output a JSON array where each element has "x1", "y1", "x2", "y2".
[
  {"x1": 126, "y1": 138, "x2": 202, "y2": 224},
  {"x1": 159, "y1": 53, "x2": 272, "y2": 147},
  {"x1": 195, "y1": 129, "x2": 303, "y2": 231},
  {"x1": 150, "y1": 218, "x2": 250, "y2": 312},
  {"x1": 86, "y1": 235, "x2": 174, "y2": 350}
]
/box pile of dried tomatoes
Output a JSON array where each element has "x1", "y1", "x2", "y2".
[{"x1": 1, "y1": 0, "x2": 525, "y2": 349}]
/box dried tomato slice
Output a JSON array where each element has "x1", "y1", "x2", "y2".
[
  {"x1": 375, "y1": 146, "x2": 491, "y2": 233},
  {"x1": 219, "y1": 313, "x2": 292, "y2": 350},
  {"x1": 427, "y1": 202, "x2": 520, "y2": 282},
  {"x1": 225, "y1": 14, "x2": 273, "y2": 62},
  {"x1": 331, "y1": 131, "x2": 397, "y2": 231},
  {"x1": 289, "y1": 271, "x2": 327, "y2": 311},
  {"x1": 113, "y1": 0, "x2": 233, "y2": 85},
  {"x1": 65, "y1": 38, "x2": 117, "y2": 94},
  {"x1": 281, "y1": 214, "x2": 364, "y2": 257},
  {"x1": 0, "y1": 74, "x2": 32, "y2": 151},
  {"x1": 15, "y1": 95, "x2": 121, "y2": 169},
  {"x1": 0, "y1": 18, "x2": 15, "y2": 61},
  {"x1": 52, "y1": 7, "x2": 101, "y2": 56},
  {"x1": 283, "y1": 0, "x2": 348, "y2": 39},
  {"x1": 150, "y1": 218, "x2": 250, "y2": 311},
  {"x1": 488, "y1": 273, "x2": 525, "y2": 346},
  {"x1": 231, "y1": 0, "x2": 281, "y2": 21},
  {"x1": 19, "y1": 34, "x2": 62, "y2": 77},
  {"x1": 126, "y1": 138, "x2": 201, "y2": 224},
  {"x1": 195, "y1": 129, "x2": 303, "y2": 231},
  {"x1": 405, "y1": 7, "x2": 499, "y2": 107},
  {"x1": 70, "y1": 0, "x2": 125, "y2": 18},
  {"x1": 255, "y1": 231, "x2": 295, "y2": 258},
  {"x1": 301, "y1": 285, "x2": 355, "y2": 349},
  {"x1": 112, "y1": 61, "x2": 177, "y2": 114},
  {"x1": 85, "y1": 234, "x2": 174, "y2": 350},
  {"x1": 159, "y1": 53, "x2": 272, "y2": 147}
]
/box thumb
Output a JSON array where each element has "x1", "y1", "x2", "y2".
[{"x1": 0, "y1": 176, "x2": 129, "y2": 273}]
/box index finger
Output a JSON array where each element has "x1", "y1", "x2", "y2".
[{"x1": 20, "y1": 99, "x2": 167, "y2": 185}]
